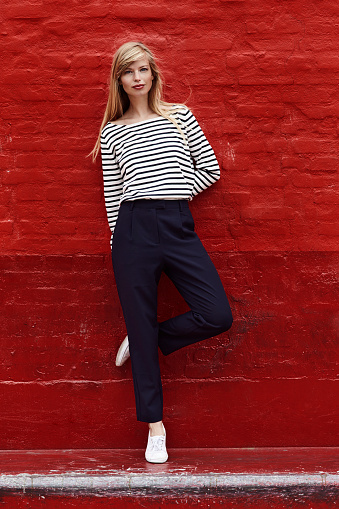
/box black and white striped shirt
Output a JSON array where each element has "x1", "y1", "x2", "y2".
[{"x1": 100, "y1": 106, "x2": 220, "y2": 241}]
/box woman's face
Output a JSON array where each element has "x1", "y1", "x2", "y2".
[{"x1": 119, "y1": 57, "x2": 154, "y2": 98}]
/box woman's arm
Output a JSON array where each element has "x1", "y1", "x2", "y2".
[
  {"x1": 100, "y1": 131, "x2": 124, "y2": 240},
  {"x1": 181, "y1": 108, "x2": 221, "y2": 197}
]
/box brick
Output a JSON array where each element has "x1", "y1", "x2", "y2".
[
  {"x1": 315, "y1": 121, "x2": 338, "y2": 137},
  {"x1": 2, "y1": 69, "x2": 38, "y2": 85},
  {"x1": 15, "y1": 202, "x2": 46, "y2": 221},
  {"x1": 240, "y1": 206, "x2": 295, "y2": 220},
  {"x1": 314, "y1": 190, "x2": 339, "y2": 205},
  {"x1": 58, "y1": 170, "x2": 101, "y2": 186},
  {"x1": 300, "y1": 28, "x2": 337, "y2": 54},
  {"x1": 235, "y1": 104, "x2": 285, "y2": 117},
  {"x1": 244, "y1": 37, "x2": 296, "y2": 52},
  {"x1": 58, "y1": 73, "x2": 103, "y2": 86},
  {"x1": 8, "y1": 137, "x2": 57, "y2": 151},
  {"x1": 184, "y1": 37, "x2": 233, "y2": 50},
  {"x1": 290, "y1": 170, "x2": 337, "y2": 188},
  {"x1": 228, "y1": 192, "x2": 251, "y2": 207},
  {"x1": 252, "y1": 88, "x2": 284, "y2": 103},
  {"x1": 53, "y1": 203, "x2": 105, "y2": 219},
  {"x1": 71, "y1": 54, "x2": 101, "y2": 69},
  {"x1": 0, "y1": 154, "x2": 15, "y2": 170},
  {"x1": 281, "y1": 156, "x2": 308, "y2": 171},
  {"x1": 234, "y1": 139, "x2": 266, "y2": 153},
  {"x1": 0, "y1": 189, "x2": 12, "y2": 205},
  {"x1": 298, "y1": 236, "x2": 338, "y2": 251},
  {"x1": 45, "y1": 187, "x2": 70, "y2": 201},
  {"x1": 58, "y1": 104, "x2": 98, "y2": 119},
  {"x1": 17, "y1": 221, "x2": 48, "y2": 236},
  {"x1": 246, "y1": 15, "x2": 302, "y2": 35},
  {"x1": 280, "y1": 122, "x2": 306, "y2": 135},
  {"x1": 16, "y1": 185, "x2": 45, "y2": 201},
  {"x1": 318, "y1": 222, "x2": 339, "y2": 236},
  {"x1": 281, "y1": 85, "x2": 333, "y2": 104},
  {"x1": 285, "y1": 55, "x2": 314, "y2": 73},
  {"x1": 229, "y1": 219, "x2": 290, "y2": 237},
  {"x1": 237, "y1": 236, "x2": 294, "y2": 251},
  {"x1": 309, "y1": 157, "x2": 338, "y2": 173},
  {"x1": 12, "y1": 53, "x2": 40, "y2": 69},
  {"x1": 75, "y1": 220, "x2": 108, "y2": 236},
  {"x1": 70, "y1": 187, "x2": 102, "y2": 203},
  {"x1": 265, "y1": 139, "x2": 289, "y2": 153},
  {"x1": 222, "y1": 155, "x2": 255, "y2": 172},
  {"x1": 13, "y1": 121, "x2": 42, "y2": 135},
  {"x1": 43, "y1": 54, "x2": 72, "y2": 69},
  {"x1": 238, "y1": 74, "x2": 294, "y2": 86},
  {"x1": 193, "y1": 103, "x2": 228, "y2": 119},
  {"x1": 3, "y1": 168, "x2": 52, "y2": 184},
  {"x1": 43, "y1": 21, "x2": 75, "y2": 37},
  {"x1": 297, "y1": 104, "x2": 339, "y2": 119},
  {"x1": 218, "y1": 120, "x2": 246, "y2": 135},
  {"x1": 8, "y1": 86, "x2": 60, "y2": 102},
  {"x1": 81, "y1": 4, "x2": 111, "y2": 17},
  {"x1": 112, "y1": 4, "x2": 169, "y2": 19},
  {"x1": 307, "y1": 204, "x2": 336, "y2": 222},
  {"x1": 226, "y1": 54, "x2": 251, "y2": 69},
  {"x1": 76, "y1": 87, "x2": 108, "y2": 104},
  {"x1": 3, "y1": 5, "x2": 51, "y2": 18},
  {"x1": 237, "y1": 174, "x2": 288, "y2": 187},
  {"x1": 291, "y1": 138, "x2": 333, "y2": 154},
  {"x1": 0, "y1": 206, "x2": 10, "y2": 219},
  {"x1": 291, "y1": 73, "x2": 335, "y2": 86},
  {"x1": 0, "y1": 222, "x2": 13, "y2": 234},
  {"x1": 48, "y1": 222, "x2": 78, "y2": 235},
  {"x1": 258, "y1": 120, "x2": 280, "y2": 133},
  {"x1": 44, "y1": 121, "x2": 76, "y2": 134},
  {"x1": 13, "y1": 287, "x2": 77, "y2": 305}
]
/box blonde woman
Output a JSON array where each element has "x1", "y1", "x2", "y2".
[{"x1": 92, "y1": 41, "x2": 233, "y2": 463}]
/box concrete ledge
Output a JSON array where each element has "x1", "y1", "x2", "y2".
[{"x1": 0, "y1": 448, "x2": 338, "y2": 500}]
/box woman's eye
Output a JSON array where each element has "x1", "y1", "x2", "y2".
[
  {"x1": 140, "y1": 67, "x2": 148, "y2": 72},
  {"x1": 124, "y1": 70, "x2": 132, "y2": 74}
]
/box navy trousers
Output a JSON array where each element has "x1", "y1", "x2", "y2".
[{"x1": 112, "y1": 199, "x2": 233, "y2": 423}]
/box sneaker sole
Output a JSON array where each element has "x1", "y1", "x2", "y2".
[
  {"x1": 115, "y1": 337, "x2": 129, "y2": 366},
  {"x1": 145, "y1": 453, "x2": 168, "y2": 463}
]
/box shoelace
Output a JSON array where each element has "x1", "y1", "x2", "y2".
[{"x1": 149, "y1": 434, "x2": 165, "y2": 452}]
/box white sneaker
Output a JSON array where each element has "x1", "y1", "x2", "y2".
[
  {"x1": 145, "y1": 423, "x2": 168, "y2": 463},
  {"x1": 115, "y1": 335, "x2": 130, "y2": 366}
]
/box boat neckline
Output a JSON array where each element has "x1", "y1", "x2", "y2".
[{"x1": 108, "y1": 116, "x2": 165, "y2": 127}]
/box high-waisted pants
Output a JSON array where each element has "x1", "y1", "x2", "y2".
[{"x1": 112, "y1": 199, "x2": 233, "y2": 423}]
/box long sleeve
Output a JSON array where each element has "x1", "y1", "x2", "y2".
[
  {"x1": 182, "y1": 109, "x2": 220, "y2": 197},
  {"x1": 100, "y1": 133, "x2": 124, "y2": 238}
]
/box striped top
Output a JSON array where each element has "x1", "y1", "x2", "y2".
[{"x1": 100, "y1": 106, "x2": 220, "y2": 241}]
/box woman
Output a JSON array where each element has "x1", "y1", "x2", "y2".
[{"x1": 91, "y1": 41, "x2": 233, "y2": 463}]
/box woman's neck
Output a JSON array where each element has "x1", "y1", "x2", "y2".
[{"x1": 123, "y1": 97, "x2": 154, "y2": 121}]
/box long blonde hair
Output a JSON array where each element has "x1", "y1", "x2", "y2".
[{"x1": 90, "y1": 41, "x2": 185, "y2": 161}]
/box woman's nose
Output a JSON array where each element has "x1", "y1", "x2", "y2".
[{"x1": 134, "y1": 71, "x2": 141, "y2": 81}]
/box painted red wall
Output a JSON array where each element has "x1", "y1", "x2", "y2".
[{"x1": 0, "y1": 0, "x2": 338, "y2": 449}]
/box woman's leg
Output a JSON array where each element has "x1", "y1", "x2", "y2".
[
  {"x1": 112, "y1": 202, "x2": 165, "y2": 423},
  {"x1": 157, "y1": 204, "x2": 233, "y2": 356}
]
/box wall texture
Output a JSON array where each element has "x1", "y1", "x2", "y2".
[{"x1": 0, "y1": 0, "x2": 338, "y2": 449}]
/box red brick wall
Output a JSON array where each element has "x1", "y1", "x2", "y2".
[{"x1": 1, "y1": 0, "x2": 338, "y2": 448}]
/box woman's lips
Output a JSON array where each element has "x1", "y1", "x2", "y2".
[{"x1": 132, "y1": 85, "x2": 144, "y2": 89}]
